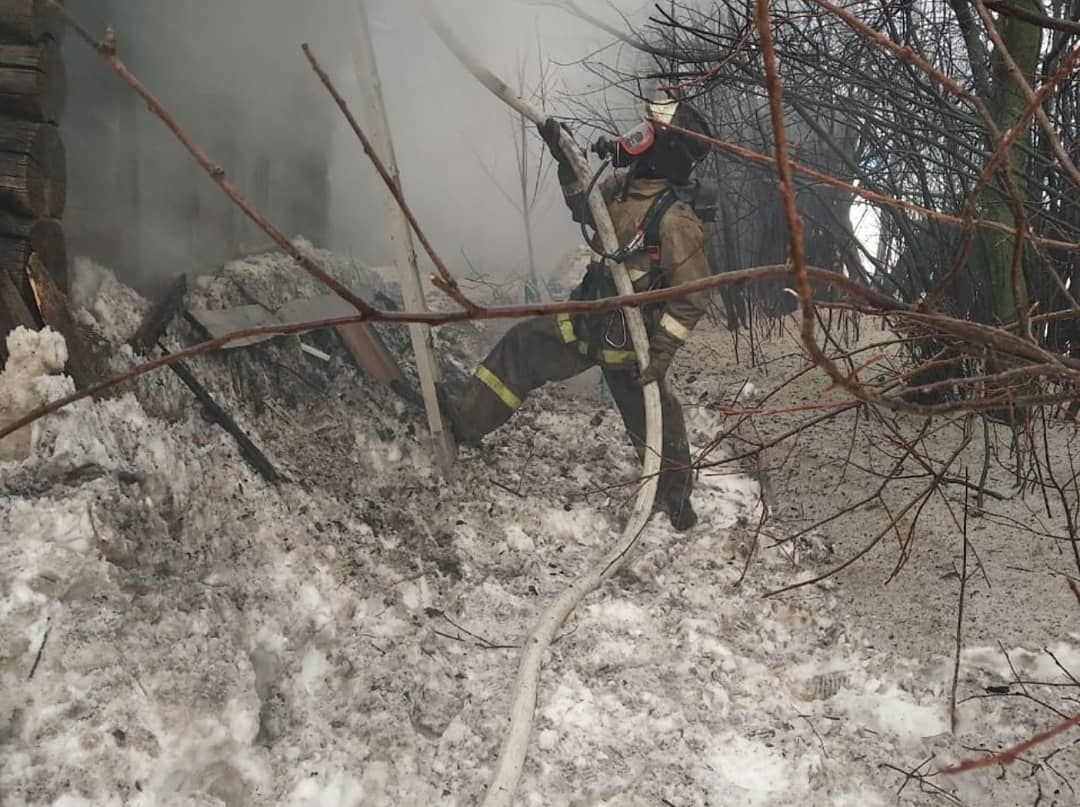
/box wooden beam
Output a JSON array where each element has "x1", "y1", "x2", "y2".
[
  {"x1": 333, "y1": 321, "x2": 403, "y2": 386},
  {"x1": 0, "y1": 40, "x2": 66, "y2": 123},
  {"x1": 351, "y1": 0, "x2": 455, "y2": 467},
  {"x1": 0, "y1": 118, "x2": 65, "y2": 218}
]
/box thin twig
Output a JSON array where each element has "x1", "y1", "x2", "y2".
[
  {"x1": 27, "y1": 619, "x2": 51, "y2": 680},
  {"x1": 950, "y1": 472, "x2": 971, "y2": 732}
]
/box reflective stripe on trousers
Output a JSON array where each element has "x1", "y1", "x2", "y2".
[
  {"x1": 554, "y1": 312, "x2": 637, "y2": 367},
  {"x1": 475, "y1": 364, "x2": 522, "y2": 410}
]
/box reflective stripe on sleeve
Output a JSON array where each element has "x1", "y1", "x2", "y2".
[
  {"x1": 475, "y1": 365, "x2": 522, "y2": 411},
  {"x1": 659, "y1": 313, "x2": 690, "y2": 341}
]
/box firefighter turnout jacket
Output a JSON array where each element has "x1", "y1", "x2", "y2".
[{"x1": 560, "y1": 172, "x2": 712, "y2": 373}]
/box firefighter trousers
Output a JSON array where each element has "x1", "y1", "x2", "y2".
[{"x1": 444, "y1": 314, "x2": 694, "y2": 508}]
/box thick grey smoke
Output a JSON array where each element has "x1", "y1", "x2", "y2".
[{"x1": 63, "y1": 0, "x2": 651, "y2": 294}]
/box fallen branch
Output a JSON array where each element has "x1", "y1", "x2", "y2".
[
  {"x1": 0, "y1": 263, "x2": 860, "y2": 444},
  {"x1": 11, "y1": 254, "x2": 1080, "y2": 447},
  {"x1": 943, "y1": 713, "x2": 1080, "y2": 773}
]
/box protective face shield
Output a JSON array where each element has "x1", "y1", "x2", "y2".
[{"x1": 593, "y1": 99, "x2": 683, "y2": 167}]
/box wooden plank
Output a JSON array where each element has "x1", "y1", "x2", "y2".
[
  {"x1": 0, "y1": 118, "x2": 65, "y2": 218},
  {"x1": 185, "y1": 304, "x2": 278, "y2": 348},
  {"x1": 334, "y1": 322, "x2": 403, "y2": 386},
  {"x1": 352, "y1": 1, "x2": 455, "y2": 466},
  {"x1": 276, "y1": 294, "x2": 405, "y2": 385},
  {"x1": 189, "y1": 293, "x2": 408, "y2": 391},
  {"x1": 0, "y1": 40, "x2": 66, "y2": 122},
  {"x1": 0, "y1": 0, "x2": 63, "y2": 45}
]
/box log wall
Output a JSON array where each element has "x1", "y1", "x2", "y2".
[{"x1": 0, "y1": 0, "x2": 65, "y2": 364}]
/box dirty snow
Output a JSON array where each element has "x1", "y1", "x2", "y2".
[{"x1": 1, "y1": 254, "x2": 1077, "y2": 806}]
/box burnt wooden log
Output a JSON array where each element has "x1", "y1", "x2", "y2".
[
  {"x1": 0, "y1": 41, "x2": 66, "y2": 123},
  {"x1": 129, "y1": 273, "x2": 186, "y2": 355},
  {"x1": 159, "y1": 345, "x2": 282, "y2": 484},
  {"x1": 0, "y1": 213, "x2": 65, "y2": 296},
  {"x1": 0, "y1": 118, "x2": 65, "y2": 217},
  {"x1": 0, "y1": 260, "x2": 39, "y2": 366},
  {"x1": 0, "y1": 0, "x2": 63, "y2": 45},
  {"x1": 26, "y1": 252, "x2": 99, "y2": 390}
]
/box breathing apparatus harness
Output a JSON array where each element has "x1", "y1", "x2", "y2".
[
  {"x1": 577, "y1": 98, "x2": 716, "y2": 267},
  {"x1": 565, "y1": 98, "x2": 717, "y2": 362}
]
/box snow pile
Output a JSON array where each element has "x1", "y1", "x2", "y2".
[
  {"x1": 3, "y1": 257, "x2": 1076, "y2": 805},
  {"x1": 0, "y1": 326, "x2": 70, "y2": 462},
  {"x1": 70, "y1": 258, "x2": 151, "y2": 345}
]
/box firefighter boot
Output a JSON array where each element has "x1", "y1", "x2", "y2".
[{"x1": 663, "y1": 495, "x2": 698, "y2": 531}]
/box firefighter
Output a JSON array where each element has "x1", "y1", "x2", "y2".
[{"x1": 439, "y1": 99, "x2": 714, "y2": 530}]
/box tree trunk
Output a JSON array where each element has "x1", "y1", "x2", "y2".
[
  {"x1": 0, "y1": 118, "x2": 65, "y2": 217},
  {"x1": 0, "y1": 40, "x2": 65, "y2": 123},
  {"x1": 976, "y1": 0, "x2": 1043, "y2": 324}
]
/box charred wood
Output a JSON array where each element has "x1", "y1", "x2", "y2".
[
  {"x1": 0, "y1": 40, "x2": 65, "y2": 122},
  {"x1": 0, "y1": 117, "x2": 65, "y2": 217},
  {"x1": 129, "y1": 273, "x2": 187, "y2": 355},
  {"x1": 0, "y1": 0, "x2": 62, "y2": 45},
  {"x1": 158, "y1": 344, "x2": 282, "y2": 484},
  {"x1": 0, "y1": 213, "x2": 64, "y2": 296}
]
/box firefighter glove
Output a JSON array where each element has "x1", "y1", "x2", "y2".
[
  {"x1": 538, "y1": 117, "x2": 572, "y2": 165},
  {"x1": 636, "y1": 330, "x2": 681, "y2": 387},
  {"x1": 635, "y1": 359, "x2": 667, "y2": 387}
]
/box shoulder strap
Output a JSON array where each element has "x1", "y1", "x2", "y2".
[
  {"x1": 642, "y1": 187, "x2": 679, "y2": 262},
  {"x1": 642, "y1": 188, "x2": 678, "y2": 245}
]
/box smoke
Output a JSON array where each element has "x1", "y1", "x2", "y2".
[{"x1": 62, "y1": 0, "x2": 652, "y2": 295}]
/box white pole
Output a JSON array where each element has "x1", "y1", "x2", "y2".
[{"x1": 351, "y1": 0, "x2": 456, "y2": 467}]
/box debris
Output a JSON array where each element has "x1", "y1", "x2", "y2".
[
  {"x1": 27, "y1": 618, "x2": 50, "y2": 680},
  {"x1": 188, "y1": 293, "x2": 418, "y2": 404},
  {"x1": 26, "y1": 253, "x2": 101, "y2": 390},
  {"x1": 158, "y1": 343, "x2": 281, "y2": 484},
  {"x1": 298, "y1": 340, "x2": 331, "y2": 362},
  {"x1": 0, "y1": 263, "x2": 38, "y2": 365},
  {"x1": 128, "y1": 273, "x2": 187, "y2": 355}
]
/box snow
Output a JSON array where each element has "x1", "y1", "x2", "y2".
[
  {"x1": 0, "y1": 326, "x2": 70, "y2": 461},
  {"x1": 1, "y1": 258, "x2": 1077, "y2": 806}
]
